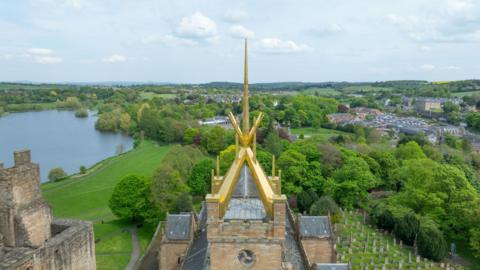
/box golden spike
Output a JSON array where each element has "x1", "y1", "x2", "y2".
[
  {"x1": 216, "y1": 156, "x2": 220, "y2": 178},
  {"x1": 272, "y1": 155, "x2": 276, "y2": 178},
  {"x1": 211, "y1": 169, "x2": 215, "y2": 194},
  {"x1": 277, "y1": 169, "x2": 282, "y2": 194},
  {"x1": 242, "y1": 38, "x2": 249, "y2": 133},
  {"x1": 235, "y1": 133, "x2": 239, "y2": 157}
]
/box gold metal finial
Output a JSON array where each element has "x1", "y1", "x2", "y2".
[{"x1": 242, "y1": 38, "x2": 249, "y2": 132}]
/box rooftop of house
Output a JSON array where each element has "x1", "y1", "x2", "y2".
[
  {"x1": 313, "y1": 263, "x2": 350, "y2": 270},
  {"x1": 165, "y1": 214, "x2": 191, "y2": 241},
  {"x1": 299, "y1": 216, "x2": 331, "y2": 238}
]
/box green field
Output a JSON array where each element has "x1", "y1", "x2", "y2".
[
  {"x1": 452, "y1": 91, "x2": 480, "y2": 97},
  {"x1": 42, "y1": 141, "x2": 172, "y2": 270},
  {"x1": 302, "y1": 87, "x2": 342, "y2": 96},
  {"x1": 341, "y1": 85, "x2": 394, "y2": 92},
  {"x1": 291, "y1": 127, "x2": 351, "y2": 140},
  {"x1": 140, "y1": 91, "x2": 176, "y2": 100}
]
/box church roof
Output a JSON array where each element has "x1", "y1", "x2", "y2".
[
  {"x1": 165, "y1": 214, "x2": 191, "y2": 240},
  {"x1": 299, "y1": 216, "x2": 331, "y2": 237}
]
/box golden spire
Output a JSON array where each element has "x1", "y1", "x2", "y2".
[{"x1": 242, "y1": 38, "x2": 249, "y2": 132}]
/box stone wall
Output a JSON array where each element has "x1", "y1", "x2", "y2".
[
  {"x1": 209, "y1": 241, "x2": 283, "y2": 270},
  {"x1": 159, "y1": 241, "x2": 190, "y2": 270},
  {"x1": 301, "y1": 238, "x2": 334, "y2": 264}
]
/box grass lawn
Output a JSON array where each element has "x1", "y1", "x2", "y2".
[
  {"x1": 42, "y1": 141, "x2": 172, "y2": 270},
  {"x1": 291, "y1": 127, "x2": 351, "y2": 140}
]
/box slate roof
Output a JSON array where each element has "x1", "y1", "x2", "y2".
[
  {"x1": 313, "y1": 263, "x2": 349, "y2": 270},
  {"x1": 232, "y1": 164, "x2": 259, "y2": 198},
  {"x1": 299, "y1": 216, "x2": 331, "y2": 237},
  {"x1": 224, "y1": 198, "x2": 266, "y2": 220},
  {"x1": 165, "y1": 214, "x2": 191, "y2": 240}
]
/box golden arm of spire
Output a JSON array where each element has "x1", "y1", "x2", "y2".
[
  {"x1": 228, "y1": 112, "x2": 247, "y2": 145},
  {"x1": 247, "y1": 112, "x2": 264, "y2": 140}
]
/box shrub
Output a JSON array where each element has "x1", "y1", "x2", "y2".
[
  {"x1": 79, "y1": 165, "x2": 87, "y2": 174},
  {"x1": 74, "y1": 108, "x2": 88, "y2": 118},
  {"x1": 417, "y1": 220, "x2": 447, "y2": 261},
  {"x1": 48, "y1": 167, "x2": 67, "y2": 182}
]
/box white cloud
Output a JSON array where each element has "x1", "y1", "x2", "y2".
[
  {"x1": 102, "y1": 54, "x2": 127, "y2": 63},
  {"x1": 175, "y1": 12, "x2": 217, "y2": 39},
  {"x1": 420, "y1": 64, "x2": 436, "y2": 71},
  {"x1": 419, "y1": 64, "x2": 461, "y2": 71},
  {"x1": 311, "y1": 23, "x2": 344, "y2": 37},
  {"x1": 258, "y1": 38, "x2": 312, "y2": 54},
  {"x1": 35, "y1": 56, "x2": 62, "y2": 64},
  {"x1": 227, "y1": 25, "x2": 254, "y2": 39},
  {"x1": 386, "y1": 1, "x2": 480, "y2": 43},
  {"x1": 223, "y1": 9, "x2": 248, "y2": 22},
  {"x1": 447, "y1": 0, "x2": 472, "y2": 13},
  {"x1": 420, "y1": 45, "x2": 431, "y2": 51},
  {"x1": 159, "y1": 35, "x2": 199, "y2": 46},
  {"x1": 27, "y1": 48, "x2": 53, "y2": 55}
]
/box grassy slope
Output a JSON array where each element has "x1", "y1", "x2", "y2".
[
  {"x1": 42, "y1": 141, "x2": 172, "y2": 270},
  {"x1": 291, "y1": 127, "x2": 350, "y2": 140}
]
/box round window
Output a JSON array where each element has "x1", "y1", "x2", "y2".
[{"x1": 238, "y1": 249, "x2": 256, "y2": 267}]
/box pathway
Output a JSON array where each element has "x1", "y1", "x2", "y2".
[{"x1": 124, "y1": 227, "x2": 141, "y2": 270}]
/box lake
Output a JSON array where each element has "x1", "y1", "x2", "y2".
[{"x1": 0, "y1": 110, "x2": 133, "y2": 182}]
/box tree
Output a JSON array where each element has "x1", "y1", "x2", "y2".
[
  {"x1": 395, "y1": 141, "x2": 426, "y2": 160},
  {"x1": 297, "y1": 189, "x2": 319, "y2": 213},
  {"x1": 79, "y1": 165, "x2": 87, "y2": 174},
  {"x1": 327, "y1": 156, "x2": 377, "y2": 208},
  {"x1": 187, "y1": 159, "x2": 214, "y2": 196},
  {"x1": 74, "y1": 108, "x2": 88, "y2": 118},
  {"x1": 184, "y1": 128, "x2": 199, "y2": 145},
  {"x1": 265, "y1": 131, "x2": 284, "y2": 157},
  {"x1": 204, "y1": 126, "x2": 227, "y2": 154},
  {"x1": 278, "y1": 149, "x2": 308, "y2": 194},
  {"x1": 309, "y1": 195, "x2": 341, "y2": 223},
  {"x1": 108, "y1": 174, "x2": 155, "y2": 222},
  {"x1": 417, "y1": 220, "x2": 447, "y2": 261},
  {"x1": 48, "y1": 167, "x2": 67, "y2": 182},
  {"x1": 394, "y1": 212, "x2": 420, "y2": 246},
  {"x1": 172, "y1": 192, "x2": 193, "y2": 213},
  {"x1": 369, "y1": 151, "x2": 398, "y2": 184},
  {"x1": 470, "y1": 227, "x2": 480, "y2": 259},
  {"x1": 151, "y1": 164, "x2": 189, "y2": 211},
  {"x1": 119, "y1": 112, "x2": 131, "y2": 132}
]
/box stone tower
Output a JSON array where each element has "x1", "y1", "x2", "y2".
[
  {"x1": 0, "y1": 150, "x2": 96, "y2": 270},
  {"x1": 205, "y1": 39, "x2": 287, "y2": 270},
  {"x1": 0, "y1": 150, "x2": 53, "y2": 248}
]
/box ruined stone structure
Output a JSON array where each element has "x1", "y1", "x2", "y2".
[
  {"x1": 0, "y1": 150, "x2": 96, "y2": 270},
  {"x1": 154, "y1": 40, "x2": 349, "y2": 270}
]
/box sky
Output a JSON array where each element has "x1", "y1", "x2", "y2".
[{"x1": 1, "y1": 0, "x2": 480, "y2": 83}]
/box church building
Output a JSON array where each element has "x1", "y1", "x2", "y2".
[{"x1": 157, "y1": 40, "x2": 348, "y2": 270}]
